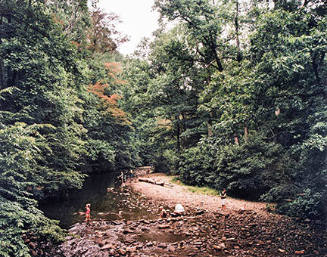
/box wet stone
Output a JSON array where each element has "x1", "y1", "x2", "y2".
[
  {"x1": 141, "y1": 226, "x2": 150, "y2": 231},
  {"x1": 146, "y1": 242, "x2": 154, "y2": 247},
  {"x1": 168, "y1": 245, "x2": 176, "y2": 252},
  {"x1": 101, "y1": 244, "x2": 113, "y2": 250},
  {"x1": 136, "y1": 244, "x2": 143, "y2": 249},
  {"x1": 213, "y1": 242, "x2": 226, "y2": 250},
  {"x1": 158, "y1": 224, "x2": 170, "y2": 229},
  {"x1": 123, "y1": 229, "x2": 134, "y2": 234},
  {"x1": 158, "y1": 243, "x2": 167, "y2": 248},
  {"x1": 119, "y1": 248, "x2": 127, "y2": 255}
]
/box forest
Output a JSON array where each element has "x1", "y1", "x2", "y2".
[{"x1": 0, "y1": 0, "x2": 326, "y2": 256}]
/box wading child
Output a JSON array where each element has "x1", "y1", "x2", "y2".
[{"x1": 85, "y1": 203, "x2": 91, "y2": 223}]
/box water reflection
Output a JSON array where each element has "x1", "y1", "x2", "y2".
[{"x1": 39, "y1": 172, "x2": 149, "y2": 228}]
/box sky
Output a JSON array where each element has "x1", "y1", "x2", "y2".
[{"x1": 98, "y1": 0, "x2": 160, "y2": 55}]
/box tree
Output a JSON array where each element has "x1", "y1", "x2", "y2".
[
  {"x1": 250, "y1": 2, "x2": 327, "y2": 218},
  {"x1": 0, "y1": 0, "x2": 137, "y2": 255},
  {"x1": 154, "y1": 0, "x2": 224, "y2": 71},
  {"x1": 87, "y1": 0, "x2": 128, "y2": 54},
  {"x1": 130, "y1": 0, "x2": 327, "y2": 219},
  {"x1": 84, "y1": 61, "x2": 140, "y2": 171},
  {"x1": 0, "y1": 122, "x2": 66, "y2": 257}
]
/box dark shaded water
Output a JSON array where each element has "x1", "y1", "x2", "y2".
[{"x1": 39, "y1": 172, "x2": 155, "y2": 228}]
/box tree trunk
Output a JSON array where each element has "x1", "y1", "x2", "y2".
[
  {"x1": 211, "y1": 41, "x2": 224, "y2": 71},
  {"x1": 181, "y1": 113, "x2": 186, "y2": 146},
  {"x1": 311, "y1": 52, "x2": 322, "y2": 86},
  {"x1": 234, "y1": 0, "x2": 242, "y2": 62},
  {"x1": 0, "y1": 15, "x2": 3, "y2": 89},
  {"x1": 244, "y1": 126, "x2": 248, "y2": 142},
  {"x1": 207, "y1": 121, "x2": 213, "y2": 137},
  {"x1": 0, "y1": 60, "x2": 3, "y2": 89},
  {"x1": 234, "y1": 135, "x2": 239, "y2": 145},
  {"x1": 176, "y1": 115, "x2": 181, "y2": 153}
]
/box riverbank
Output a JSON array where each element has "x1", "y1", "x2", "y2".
[
  {"x1": 58, "y1": 173, "x2": 327, "y2": 257},
  {"x1": 129, "y1": 173, "x2": 268, "y2": 215}
]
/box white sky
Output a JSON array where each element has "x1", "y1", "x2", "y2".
[{"x1": 98, "y1": 0, "x2": 160, "y2": 55}]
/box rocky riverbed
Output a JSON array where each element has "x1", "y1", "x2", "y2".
[{"x1": 57, "y1": 179, "x2": 327, "y2": 257}]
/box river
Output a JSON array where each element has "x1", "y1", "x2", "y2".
[{"x1": 39, "y1": 171, "x2": 155, "y2": 228}]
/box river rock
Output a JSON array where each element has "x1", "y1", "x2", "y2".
[
  {"x1": 168, "y1": 245, "x2": 176, "y2": 252},
  {"x1": 124, "y1": 237, "x2": 136, "y2": 245},
  {"x1": 127, "y1": 246, "x2": 137, "y2": 253},
  {"x1": 101, "y1": 244, "x2": 113, "y2": 250},
  {"x1": 141, "y1": 226, "x2": 150, "y2": 231},
  {"x1": 136, "y1": 244, "x2": 143, "y2": 249},
  {"x1": 119, "y1": 248, "x2": 127, "y2": 255},
  {"x1": 213, "y1": 242, "x2": 226, "y2": 250},
  {"x1": 195, "y1": 210, "x2": 205, "y2": 215},
  {"x1": 158, "y1": 224, "x2": 170, "y2": 229},
  {"x1": 97, "y1": 240, "x2": 104, "y2": 247},
  {"x1": 123, "y1": 229, "x2": 134, "y2": 234}
]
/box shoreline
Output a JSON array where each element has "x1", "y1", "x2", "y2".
[{"x1": 57, "y1": 172, "x2": 327, "y2": 257}]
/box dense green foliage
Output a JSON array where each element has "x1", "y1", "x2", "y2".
[
  {"x1": 0, "y1": 0, "x2": 138, "y2": 256},
  {"x1": 1, "y1": 0, "x2": 326, "y2": 255},
  {"x1": 122, "y1": 0, "x2": 326, "y2": 220}
]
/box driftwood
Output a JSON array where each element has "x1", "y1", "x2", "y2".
[{"x1": 138, "y1": 178, "x2": 165, "y2": 186}]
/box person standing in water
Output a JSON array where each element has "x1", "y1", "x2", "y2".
[{"x1": 85, "y1": 203, "x2": 91, "y2": 223}]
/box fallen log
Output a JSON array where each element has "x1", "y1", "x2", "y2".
[
  {"x1": 156, "y1": 181, "x2": 165, "y2": 186},
  {"x1": 138, "y1": 178, "x2": 165, "y2": 186},
  {"x1": 139, "y1": 178, "x2": 156, "y2": 184}
]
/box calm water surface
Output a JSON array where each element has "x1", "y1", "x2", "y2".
[{"x1": 39, "y1": 172, "x2": 154, "y2": 228}]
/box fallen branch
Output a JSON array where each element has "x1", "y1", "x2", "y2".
[{"x1": 138, "y1": 178, "x2": 165, "y2": 186}]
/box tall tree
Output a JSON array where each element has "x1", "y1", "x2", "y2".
[
  {"x1": 155, "y1": 0, "x2": 224, "y2": 71},
  {"x1": 0, "y1": 0, "x2": 133, "y2": 255},
  {"x1": 123, "y1": 0, "x2": 327, "y2": 219},
  {"x1": 87, "y1": 0, "x2": 128, "y2": 54}
]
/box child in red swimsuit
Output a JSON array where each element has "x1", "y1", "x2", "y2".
[{"x1": 85, "y1": 203, "x2": 91, "y2": 223}]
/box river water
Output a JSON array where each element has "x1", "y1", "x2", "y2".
[{"x1": 39, "y1": 172, "x2": 155, "y2": 228}]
